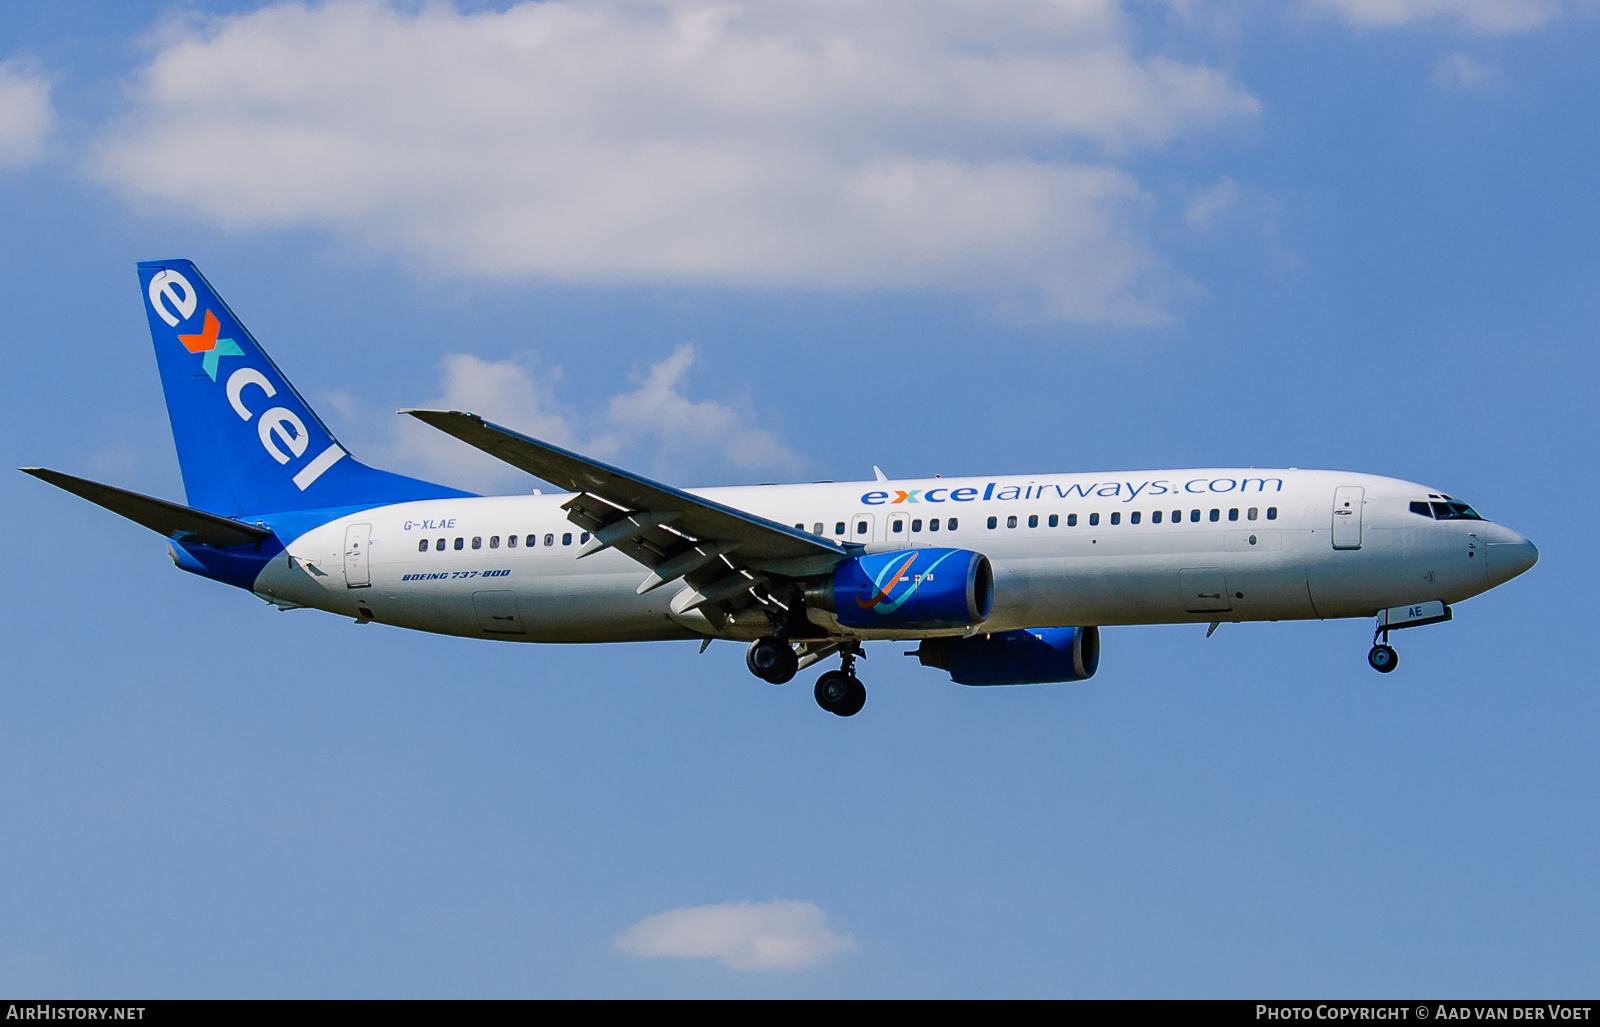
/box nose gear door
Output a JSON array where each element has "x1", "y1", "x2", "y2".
[{"x1": 1332, "y1": 486, "x2": 1364, "y2": 550}]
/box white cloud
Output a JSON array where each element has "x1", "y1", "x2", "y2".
[
  {"x1": 614, "y1": 899, "x2": 856, "y2": 971},
  {"x1": 92, "y1": 0, "x2": 1260, "y2": 322},
  {"x1": 1307, "y1": 0, "x2": 1563, "y2": 33},
  {"x1": 600, "y1": 345, "x2": 800, "y2": 473},
  {"x1": 0, "y1": 59, "x2": 52, "y2": 169},
  {"x1": 1184, "y1": 175, "x2": 1239, "y2": 230},
  {"x1": 1432, "y1": 52, "x2": 1497, "y2": 88},
  {"x1": 368, "y1": 348, "x2": 798, "y2": 492}
]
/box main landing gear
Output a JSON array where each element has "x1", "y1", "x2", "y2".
[
  {"x1": 814, "y1": 647, "x2": 866, "y2": 717},
  {"x1": 746, "y1": 635, "x2": 799, "y2": 684},
  {"x1": 744, "y1": 636, "x2": 867, "y2": 716}
]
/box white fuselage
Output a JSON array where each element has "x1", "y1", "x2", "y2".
[{"x1": 248, "y1": 468, "x2": 1535, "y2": 643}]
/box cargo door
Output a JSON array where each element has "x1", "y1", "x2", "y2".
[
  {"x1": 1332, "y1": 486, "x2": 1365, "y2": 550},
  {"x1": 343, "y1": 523, "x2": 371, "y2": 588},
  {"x1": 473, "y1": 591, "x2": 526, "y2": 634},
  {"x1": 1179, "y1": 567, "x2": 1231, "y2": 612}
]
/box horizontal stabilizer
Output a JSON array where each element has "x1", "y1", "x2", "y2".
[{"x1": 20, "y1": 468, "x2": 274, "y2": 548}]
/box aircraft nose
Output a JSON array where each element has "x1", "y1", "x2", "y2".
[{"x1": 1486, "y1": 532, "x2": 1538, "y2": 587}]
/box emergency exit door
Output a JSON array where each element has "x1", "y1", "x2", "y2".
[
  {"x1": 344, "y1": 522, "x2": 371, "y2": 587},
  {"x1": 1332, "y1": 487, "x2": 1364, "y2": 550}
]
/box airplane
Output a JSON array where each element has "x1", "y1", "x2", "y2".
[{"x1": 22, "y1": 260, "x2": 1539, "y2": 717}]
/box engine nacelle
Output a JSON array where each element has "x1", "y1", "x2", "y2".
[
  {"x1": 808, "y1": 548, "x2": 992, "y2": 631},
  {"x1": 913, "y1": 626, "x2": 1100, "y2": 685}
]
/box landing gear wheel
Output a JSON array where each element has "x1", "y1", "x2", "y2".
[
  {"x1": 815, "y1": 671, "x2": 867, "y2": 717},
  {"x1": 746, "y1": 636, "x2": 798, "y2": 684},
  {"x1": 1367, "y1": 644, "x2": 1399, "y2": 673}
]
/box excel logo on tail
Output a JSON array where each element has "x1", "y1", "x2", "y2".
[
  {"x1": 146, "y1": 267, "x2": 346, "y2": 492},
  {"x1": 150, "y1": 269, "x2": 241, "y2": 380}
]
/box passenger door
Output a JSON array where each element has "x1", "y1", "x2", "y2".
[
  {"x1": 343, "y1": 522, "x2": 371, "y2": 588},
  {"x1": 1332, "y1": 486, "x2": 1364, "y2": 550}
]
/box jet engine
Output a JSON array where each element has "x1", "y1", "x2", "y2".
[
  {"x1": 806, "y1": 548, "x2": 992, "y2": 631},
  {"x1": 912, "y1": 626, "x2": 1100, "y2": 685}
]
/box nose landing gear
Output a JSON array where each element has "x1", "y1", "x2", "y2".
[
  {"x1": 1367, "y1": 643, "x2": 1399, "y2": 673},
  {"x1": 814, "y1": 646, "x2": 866, "y2": 717},
  {"x1": 1368, "y1": 621, "x2": 1399, "y2": 673}
]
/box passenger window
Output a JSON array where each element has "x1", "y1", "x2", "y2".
[
  {"x1": 1110, "y1": 512, "x2": 1120, "y2": 525},
  {"x1": 454, "y1": 537, "x2": 464, "y2": 550},
  {"x1": 1067, "y1": 513, "x2": 1077, "y2": 527},
  {"x1": 892, "y1": 518, "x2": 904, "y2": 533},
  {"x1": 544, "y1": 533, "x2": 555, "y2": 546},
  {"x1": 795, "y1": 523, "x2": 804, "y2": 530},
  {"x1": 1089, "y1": 513, "x2": 1099, "y2": 526},
  {"x1": 1131, "y1": 511, "x2": 1141, "y2": 524},
  {"x1": 526, "y1": 535, "x2": 537, "y2": 547},
  {"x1": 1027, "y1": 514, "x2": 1038, "y2": 528},
  {"x1": 1266, "y1": 507, "x2": 1278, "y2": 520},
  {"x1": 562, "y1": 533, "x2": 573, "y2": 545},
  {"x1": 507, "y1": 534, "x2": 518, "y2": 548},
  {"x1": 911, "y1": 519, "x2": 922, "y2": 532},
  {"x1": 1228, "y1": 509, "x2": 1238, "y2": 521},
  {"x1": 1048, "y1": 514, "x2": 1058, "y2": 527},
  {"x1": 418, "y1": 539, "x2": 429, "y2": 552},
  {"x1": 987, "y1": 516, "x2": 998, "y2": 529},
  {"x1": 581, "y1": 532, "x2": 590, "y2": 543},
  {"x1": 1247, "y1": 508, "x2": 1258, "y2": 521},
  {"x1": 835, "y1": 522, "x2": 846, "y2": 535},
  {"x1": 855, "y1": 519, "x2": 868, "y2": 535},
  {"x1": 1152, "y1": 510, "x2": 1162, "y2": 524},
  {"x1": 472, "y1": 536, "x2": 482, "y2": 549},
  {"x1": 1173, "y1": 510, "x2": 1182, "y2": 523},
  {"x1": 1190, "y1": 510, "x2": 1200, "y2": 523},
  {"x1": 436, "y1": 538, "x2": 445, "y2": 551},
  {"x1": 489, "y1": 535, "x2": 500, "y2": 549},
  {"x1": 1209, "y1": 510, "x2": 1219, "y2": 522},
  {"x1": 813, "y1": 522, "x2": 824, "y2": 535},
  {"x1": 1007, "y1": 515, "x2": 1018, "y2": 528},
  {"x1": 948, "y1": 518, "x2": 958, "y2": 530}
]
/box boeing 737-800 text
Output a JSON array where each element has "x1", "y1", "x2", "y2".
[{"x1": 22, "y1": 261, "x2": 1539, "y2": 716}]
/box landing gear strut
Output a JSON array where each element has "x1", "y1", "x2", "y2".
[
  {"x1": 1368, "y1": 624, "x2": 1398, "y2": 674},
  {"x1": 746, "y1": 636, "x2": 799, "y2": 684},
  {"x1": 814, "y1": 646, "x2": 866, "y2": 717}
]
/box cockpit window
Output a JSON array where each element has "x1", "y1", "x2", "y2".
[
  {"x1": 1413, "y1": 499, "x2": 1483, "y2": 520},
  {"x1": 1433, "y1": 501, "x2": 1482, "y2": 521}
]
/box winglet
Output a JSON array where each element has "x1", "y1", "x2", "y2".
[{"x1": 873, "y1": 465, "x2": 888, "y2": 482}]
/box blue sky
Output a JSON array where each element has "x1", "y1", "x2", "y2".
[{"x1": 0, "y1": 0, "x2": 1595, "y2": 997}]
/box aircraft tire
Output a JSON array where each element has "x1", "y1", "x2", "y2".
[
  {"x1": 1367, "y1": 644, "x2": 1399, "y2": 673},
  {"x1": 838, "y1": 676, "x2": 867, "y2": 717},
  {"x1": 747, "y1": 637, "x2": 798, "y2": 684},
  {"x1": 815, "y1": 670, "x2": 855, "y2": 714}
]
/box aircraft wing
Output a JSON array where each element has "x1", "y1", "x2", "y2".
[
  {"x1": 20, "y1": 467, "x2": 275, "y2": 548},
  {"x1": 401, "y1": 410, "x2": 851, "y2": 623}
]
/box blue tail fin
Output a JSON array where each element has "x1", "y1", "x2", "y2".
[{"x1": 139, "y1": 259, "x2": 471, "y2": 516}]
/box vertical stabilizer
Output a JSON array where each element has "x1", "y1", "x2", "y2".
[{"x1": 138, "y1": 260, "x2": 470, "y2": 516}]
